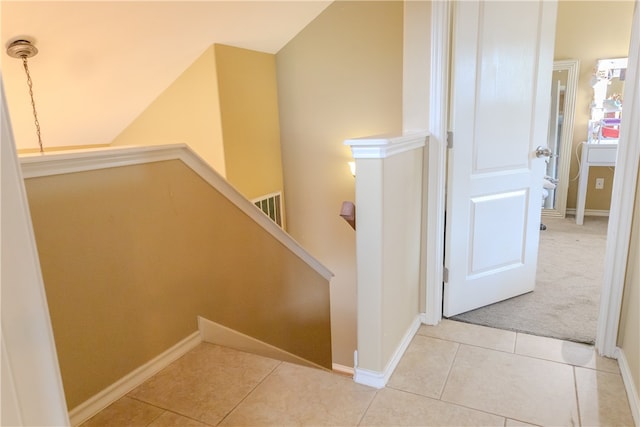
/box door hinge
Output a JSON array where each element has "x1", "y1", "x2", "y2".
[
  {"x1": 443, "y1": 267, "x2": 449, "y2": 283},
  {"x1": 447, "y1": 131, "x2": 453, "y2": 149}
]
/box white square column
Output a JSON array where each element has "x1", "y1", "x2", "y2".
[{"x1": 345, "y1": 132, "x2": 427, "y2": 388}]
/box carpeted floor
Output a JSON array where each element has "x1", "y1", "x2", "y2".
[{"x1": 451, "y1": 215, "x2": 608, "y2": 344}]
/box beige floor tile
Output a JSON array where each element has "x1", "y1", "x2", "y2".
[
  {"x1": 147, "y1": 411, "x2": 212, "y2": 426},
  {"x1": 219, "y1": 362, "x2": 376, "y2": 426},
  {"x1": 128, "y1": 343, "x2": 280, "y2": 425},
  {"x1": 575, "y1": 367, "x2": 634, "y2": 427},
  {"x1": 515, "y1": 333, "x2": 619, "y2": 373},
  {"x1": 505, "y1": 419, "x2": 539, "y2": 426},
  {"x1": 441, "y1": 344, "x2": 579, "y2": 426},
  {"x1": 360, "y1": 387, "x2": 504, "y2": 426},
  {"x1": 387, "y1": 335, "x2": 459, "y2": 398},
  {"x1": 418, "y1": 319, "x2": 516, "y2": 353},
  {"x1": 79, "y1": 396, "x2": 163, "y2": 427}
]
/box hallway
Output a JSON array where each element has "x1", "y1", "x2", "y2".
[{"x1": 81, "y1": 320, "x2": 634, "y2": 426}]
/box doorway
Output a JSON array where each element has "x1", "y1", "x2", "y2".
[
  {"x1": 426, "y1": 0, "x2": 639, "y2": 358},
  {"x1": 452, "y1": 215, "x2": 608, "y2": 343},
  {"x1": 448, "y1": 1, "x2": 633, "y2": 343}
]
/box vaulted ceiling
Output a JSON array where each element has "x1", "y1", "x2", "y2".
[{"x1": 1, "y1": 1, "x2": 332, "y2": 151}]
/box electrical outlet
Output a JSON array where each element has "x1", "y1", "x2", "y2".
[{"x1": 595, "y1": 178, "x2": 605, "y2": 189}]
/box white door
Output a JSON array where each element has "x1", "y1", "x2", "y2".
[{"x1": 443, "y1": 0, "x2": 557, "y2": 317}]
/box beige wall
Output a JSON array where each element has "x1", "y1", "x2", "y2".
[
  {"x1": 215, "y1": 44, "x2": 284, "y2": 201},
  {"x1": 25, "y1": 160, "x2": 331, "y2": 409},
  {"x1": 403, "y1": 1, "x2": 431, "y2": 132},
  {"x1": 110, "y1": 47, "x2": 227, "y2": 175},
  {"x1": 276, "y1": 0, "x2": 404, "y2": 367},
  {"x1": 618, "y1": 165, "x2": 640, "y2": 402},
  {"x1": 554, "y1": 1, "x2": 634, "y2": 211},
  {"x1": 381, "y1": 151, "x2": 422, "y2": 365},
  {"x1": 110, "y1": 44, "x2": 285, "y2": 202}
]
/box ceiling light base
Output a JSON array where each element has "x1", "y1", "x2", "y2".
[{"x1": 7, "y1": 39, "x2": 38, "y2": 59}]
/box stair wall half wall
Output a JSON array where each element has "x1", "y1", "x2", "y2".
[{"x1": 23, "y1": 155, "x2": 332, "y2": 411}]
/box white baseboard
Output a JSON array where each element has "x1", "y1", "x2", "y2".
[
  {"x1": 420, "y1": 312, "x2": 440, "y2": 326},
  {"x1": 354, "y1": 315, "x2": 421, "y2": 389},
  {"x1": 616, "y1": 347, "x2": 640, "y2": 426},
  {"x1": 565, "y1": 208, "x2": 610, "y2": 217},
  {"x1": 353, "y1": 366, "x2": 387, "y2": 389},
  {"x1": 68, "y1": 331, "x2": 201, "y2": 426},
  {"x1": 332, "y1": 363, "x2": 354, "y2": 377}
]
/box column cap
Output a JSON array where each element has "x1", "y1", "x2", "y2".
[{"x1": 344, "y1": 131, "x2": 428, "y2": 159}]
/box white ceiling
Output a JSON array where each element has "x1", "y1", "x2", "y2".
[{"x1": 1, "y1": 1, "x2": 332, "y2": 150}]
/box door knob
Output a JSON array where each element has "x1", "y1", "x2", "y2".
[{"x1": 535, "y1": 146, "x2": 552, "y2": 158}]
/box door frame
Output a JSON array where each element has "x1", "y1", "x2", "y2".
[
  {"x1": 1, "y1": 79, "x2": 70, "y2": 425},
  {"x1": 425, "y1": 0, "x2": 639, "y2": 358},
  {"x1": 595, "y1": 1, "x2": 640, "y2": 357}
]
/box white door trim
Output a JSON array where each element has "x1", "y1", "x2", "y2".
[
  {"x1": 1, "y1": 78, "x2": 70, "y2": 426},
  {"x1": 423, "y1": 0, "x2": 451, "y2": 325},
  {"x1": 596, "y1": 1, "x2": 640, "y2": 358},
  {"x1": 425, "y1": 0, "x2": 638, "y2": 354}
]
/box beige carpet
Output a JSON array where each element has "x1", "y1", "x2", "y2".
[{"x1": 451, "y1": 216, "x2": 608, "y2": 344}]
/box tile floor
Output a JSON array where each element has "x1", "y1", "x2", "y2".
[{"x1": 80, "y1": 319, "x2": 635, "y2": 426}]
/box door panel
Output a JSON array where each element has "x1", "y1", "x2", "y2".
[
  {"x1": 469, "y1": 190, "x2": 527, "y2": 276},
  {"x1": 444, "y1": 0, "x2": 556, "y2": 316}
]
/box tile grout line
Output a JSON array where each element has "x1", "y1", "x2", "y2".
[
  {"x1": 151, "y1": 408, "x2": 217, "y2": 427},
  {"x1": 573, "y1": 366, "x2": 583, "y2": 427},
  {"x1": 437, "y1": 341, "x2": 461, "y2": 401},
  {"x1": 435, "y1": 341, "x2": 513, "y2": 424},
  {"x1": 143, "y1": 409, "x2": 165, "y2": 427},
  {"x1": 124, "y1": 395, "x2": 171, "y2": 414},
  {"x1": 436, "y1": 340, "x2": 581, "y2": 426},
  {"x1": 215, "y1": 360, "x2": 284, "y2": 426},
  {"x1": 141, "y1": 405, "x2": 167, "y2": 426},
  {"x1": 421, "y1": 330, "x2": 617, "y2": 373},
  {"x1": 123, "y1": 395, "x2": 214, "y2": 427},
  {"x1": 355, "y1": 388, "x2": 381, "y2": 426},
  {"x1": 417, "y1": 332, "x2": 515, "y2": 355},
  {"x1": 385, "y1": 384, "x2": 509, "y2": 423},
  {"x1": 421, "y1": 332, "x2": 593, "y2": 368}
]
